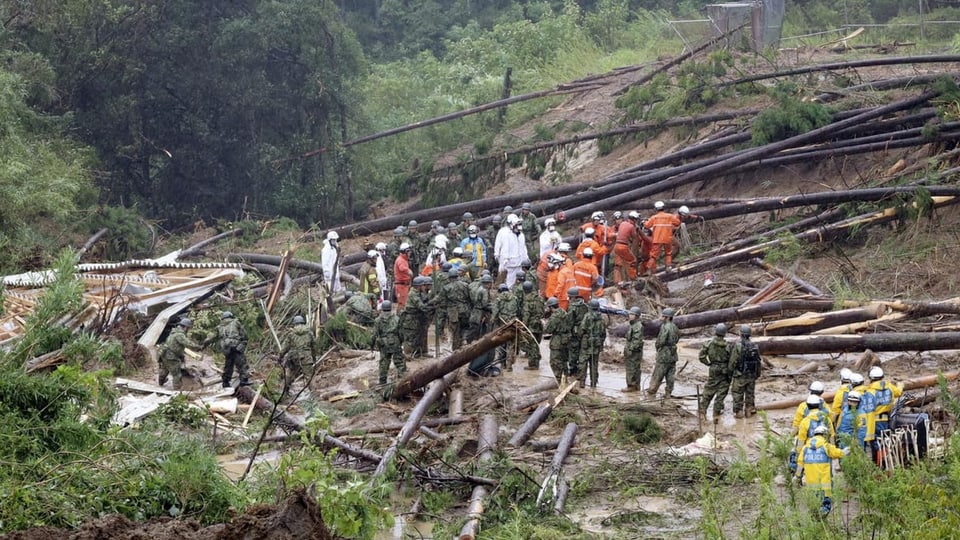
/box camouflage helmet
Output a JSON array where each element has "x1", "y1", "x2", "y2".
[
  {"x1": 463, "y1": 211, "x2": 474, "y2": 220},
  {"x1": 715, "y1": 323, "x2": 727, "y2": 336},
  {"x1": 292, "y1": 315, "x2": 305, "y2": 325},
  {"x1": 546, "y1": 297, "x2": 560, "y2": 308},
  {"x1": 629, "y1": 307, "x2": 643, "y2": 317},
  {"x1": 221, "y1": 311, "x2": 234, "y2": 320},
  {"x1": 588, "y1": 299, "x2": 600, "y2": 310},
  {"x1": 179, "y1": 318, "x2": 192, "y2": 328},
  {"x1": 521, "y1": 259, "x2": 532, "y2": 269},
  {"x1": 498, "y1": 283, "x2": 509, "y2": 292},
  {"x1": 481, "y1": 274, "x2": 493, "y2": 284},
  {"x1": 661, "y1": 307, "x2": 675, "y2": 318},
  {"x1": 448, "y1": 268, "x2": 459, "y2": 278},
  {"x1": 393, "y1": 226, "x2": 405, "y2": 236},
  {"x1": 492, "y1": 214, "x2": 503, "y2": 224},
  {"x1": 567, "y1": 286, "x2": 580, "y2": 298},
  {"x1": 522, "y1": 281, "x2": 534, "y2": 293},
  {"x1": 412, "y1": 276, "x2": 425, "y2": 286},
  {"x1": 739, "y1": 324, "x2": 751, "y2": 337},
  {"x1": 441, "y1": 262, "x2": 453, "y2": 271},
  {"x1": 381, "y1": 300, "x2": 393, "y2": 311}
]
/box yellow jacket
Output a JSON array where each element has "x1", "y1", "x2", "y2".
[
  {"x1": 796, "y1": 408, "x2": 834, "y2": 448},
  {"x1": 867, "y1": 380, "x2": 902, "y2": 419},
  {"x1": 797, "y1": 435, "x2": 845, "y2": 495},
  {"x1": 792, "y1": 396, "x2": 826, "y2": 431},
  {"x1": 830, "y1": 383, "x2": 853, "y2": 422}
]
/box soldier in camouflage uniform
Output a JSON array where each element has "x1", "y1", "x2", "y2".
[
  {"x1": 340, "y1": 290, "x2": 376, "y2": 326},
  {"x1": 578, "y1": 299, "x2": 607, "y2": 388},
  {"x1": 439, "y1": 268, "x2": 471, "y2": 350},
  {"x1": 159, "y1": 318, "x2": 200, "y2": 390},
  {"x1": 646, "y1": 307, "x2": 679, "y2": 398},
  {"x1": 543, "y1": 297, "x2": 568, "y2": 383},
  {"x1": 565, "y1": 287, "x2": 589, "y2": 379},
  {"x1": 468, "y1": 274, "x2": 494, "y2": 342},
  {"x1": 484, "y1": 215, "x2": 502, "y2": 276},
  {"x1": 520, "y1": 202, "x2": 541, "y2": 262},
  {"x1": 698, "y1": 323, "x2": 733, "y2": 422},
  {"x1": 216, "y1": 311, "x2": 250, "y2": 388},
  {"x1": 372, "y1": 301, "x2": 405, "y2": 385},
  {"x1": 282, "y1": 315, "x2": 316, "y2": 382},
  {"x1": 401, "y1": 276, "x2": 434, "y2": 358},
  {"x1": 728, "y1": 325, "x2": 762, "y2": 418},
  {"x1": 622, "y1": 307, "x2": 645, "y2": 392},
  {"x1": 493, "y1": 283, "x2": 520, "y2": 369},
  {"x1": 520, "y1": 281, "x2": 545, "y2": 370},
  {"x1": 521, "y1": 259, "x2": 538, "y2": 291}
]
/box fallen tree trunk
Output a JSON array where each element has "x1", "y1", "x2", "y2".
[
  {"x1": 758, "y1": 370, "x2": 960, "y2": 410},
  {"x1": 372, "y1": 372, "x2": 458, "y2": 479},
  {"x1": 508, "y1": 381, "x2": 578, "y2": 447},
  {"x1": 759, "y1": 305, "x2": 886, "y2": 336},
  {"x1": 555, "y1": 91, "x2": 939, "y2": 225},
  {"x1": 392, "y1": 322, "x2": 519, "y2": 399},
  {"x1": 235, "y1": 385, "x2": 382, "y2": 463},
  {"x1": 750, "y1": 259, "x2": 825, "y2": 296},
  {"x1": 179, "y1": 228, "x2": 243, "y2": 258},
  {"x1": 78, "y1": 228, "x2": 108, "y2": 259},
  {"x1": 753, "y1": 332, "x2": 960, "y2": 355},
  {"x1": 616, "y1": 298, "x2": 841, "y2": 338},
  {"x1": 537, "y1": 423, "x2": 578, "y2": 514},
  {"x1": 659, "y1": 195, "x2": 960, "y2": 282},
  {"x1": 458, "y1": 415, "x2": 499, "y2": 540},
  {"x1": 719, "y1": 54, "x2": 960, "y2": 89},
  {"x1": 696, "y1": 185, "x2": 960, "y2": 222}
]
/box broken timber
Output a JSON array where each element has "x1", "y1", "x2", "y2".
[
  {"x1": 458, "y1": 415, "x2": 499, "y2": 540},
  {"x1": 508, "y1": 381, "x2": 578, "y2": 447},
  {"x1": 753, "y1": 332, "x2": 960, "y2": 356},
  {"x1": 392, "y1": 322, "x2": 520, "y2": 399},
  {"x1": 536, "y1": 422, "x2": 578, "y2": 514},
  {"x1": 371, "y1": 372, "x2": 459, "y2": 480}
]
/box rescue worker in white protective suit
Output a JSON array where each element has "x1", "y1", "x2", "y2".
[
  {"x1": 321, "y1": 231, "x2": 342, "y2": 293},
  {"x1": 539, "y1": 217, "x2": 562, "y2": 257},
  {"x1": 374, "y1": 242, "x2": 389, "y2": 300},
  {"x1": 495, "y1": 214, "x2": 527, "y2": 288}
]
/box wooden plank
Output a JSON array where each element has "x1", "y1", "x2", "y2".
[{"x1": 115, "y1": 377, "x2": 181, "y2": 396}]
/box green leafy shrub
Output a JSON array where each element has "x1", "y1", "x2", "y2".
[
  {"x1": 751, "y1": 97, "x2": 833, "y2": 145},
  {"x1": 622, "y1": 413, "x2": 662, "y2": 444}
]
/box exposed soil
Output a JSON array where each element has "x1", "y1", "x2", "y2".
[{"x1": 2, "y1": 490, "x2": 335, "y2": 540}]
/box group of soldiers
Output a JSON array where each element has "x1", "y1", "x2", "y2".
[
  {"x1": 158, "y1": 311, "x2": 251, "y2": 391},
  {"x1": 782, "y1": 366, "x2": 903, "y2": 516},
  {"x1": 696, "y1": 322, "x2": 764, "y2": 420}
]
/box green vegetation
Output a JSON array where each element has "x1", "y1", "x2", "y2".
[{"x1": 750, "y1": 85, "x2": 833, "y2": 145}]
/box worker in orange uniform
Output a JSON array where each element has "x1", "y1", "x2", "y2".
[
  {"x1": 393, "y1": 243, "x2": 414, "y2": 309},
  {"x1": 643, "y1": 201, "x2": 681, "y2": 273},
  {"x1": 553, "y1": 259, "x2": 577, "y2": 310},
  {"x1": 543, "y1": 254, "x2": 564, "y2": 301},
  {"x1": 613, "y1": 211, "x2": 641, "y2": 283},
  {"x1": 576, "y1": 227, "x2": 603, "y2": 268},
  {"x1": 573, "y1": 247, "x2": 600, "y2": 301}
]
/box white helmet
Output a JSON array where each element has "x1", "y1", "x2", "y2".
[
  {"x1": 452, "y1": 247, "x2": 463, "y2": 256},
  {"x1": 805, "y1": 394, "x2": 821, "y2": 407},
  {"x1": 591, "y1": 211, "x2": 604, "y2": 221},
  {"x1": 367, "y1": 250, "x2": 378, "y2": 259},
  {"x1": 813, "y1": 425, "x2": 829, "y2": 436},
  {"x1": 809, "y1": 381, "x2": 825, "y2": 394},
  {"x1": 558, "y1": 242, "x2": 572, "y2": 252},
  {"x1": 548, "y1": 253, "x2": 565, "y2": 265},
  {"x1": 847, "y1": 390, "x2": 862, "y2": 402},
  {"x1": 654, "y1": 201, "x2": 665, "y2": 210},
  {"x1": 545, "y1": 218, "x2": 556, "y2": 227},
  {"x1": 506, "y1": 213, "x2": 520, "y2": 225},
  {"x1": 679, "y1": 205, "x2": 690, "y2": 215},
  {"x1": 584, "y1": 227, "x2": 595, "y2": 237},
  {"x1": 375, "y1": 242, "x2": 387, "y2": 251},
  {"x1": 850, "y1": 373, "x2": 864, "y2": 386},
  {"x1": 628, "y1": 210, "x2": 640, "y2": 219},
  {"x1": 613, "y1": 211, "x2": 622, "y2": 219},
  {"x1": 434, "y1": 235, "x2": 448, "y2": 249},
  {"x1": 399, "y1": 242, "x2": 411, "y2": 252},
  {"x1": 326, "y1": 231, "x2": 339, "y2": 240},
  {"x1": 582, "y1": 247, "x2": 594, "y2": 258},
  {"x1": 840, "y1": 367, "x2": 852, "y2": 383},
  {"x1": 869, "y1": 366, "x2": 884, "y2": 380}
]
